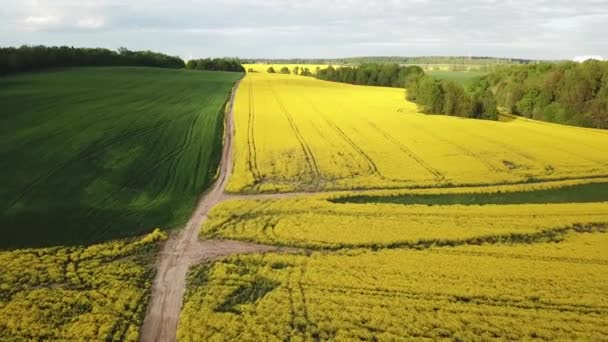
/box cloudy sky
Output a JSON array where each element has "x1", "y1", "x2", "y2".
[{"x1": 0, "y1": 0, "x2": 606, "y2": 60}]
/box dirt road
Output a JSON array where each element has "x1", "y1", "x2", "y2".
[{"x1": 139, "y1": 81, "x2": 300, "y2": 342}]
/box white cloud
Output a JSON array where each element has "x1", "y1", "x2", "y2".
[
  {"x1": 0, "y1": 0, "x2": 606, "y2": 59},
  {"x1": 573, "y1": 55, "x2": 604, "y2": 62},
  {"x1": 76, "y1": 16, "x2": 105, "y2": 29},
  {"x1": 21, "y1": 15, "x2": 62, "y2": 30},
  {"x1": 24, "y1": 15, "x2": 59, "y2": 25}
]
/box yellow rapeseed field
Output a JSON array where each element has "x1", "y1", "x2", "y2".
[
  {"x1": 178, "y1": 232, "x2": 608, "y2": 341},
  {"x1": 183, "y1": 67, "x2": 608, "y2": 340},
  {"x1": 227, "y1": 71, "x2": 608, "y2": 193},
  {"x1": 202, "y1": 196, "x2": 608, "y2": 249}
]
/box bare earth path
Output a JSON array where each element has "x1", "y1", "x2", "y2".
[{"x1": 139, "y1": 81, "x2": 301, "y2": 342}]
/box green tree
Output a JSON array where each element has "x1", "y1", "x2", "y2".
[
  {"x1": 185, "y1": 60, "x2": 197, "y2": 69},
  {"x1": 441, "y1": 81, "x2": 470, "y2": 116},
  {"x1": 301, "y1": 67, "x2": 312, "y2": 76},
  {"x1": 416, "y1": 76, "x2": 444, "y2": 113}
]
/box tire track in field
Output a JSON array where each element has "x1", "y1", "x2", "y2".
[
  {"x1": 430, "y1": 249, "x2": 608, "y2": 266},
  {"x1": 505, "y1": 123, "x2": 608, "y2": 168},
  {"x1": 301, "y1": 83, "x2": 446, "y2": 184},
  {"x1": 311, "y1": 106, "x2": 426, "y2": 183},
  {"x1": 141, "y1": 91, "x2": 215, "y2": 198},
  {"x1": 504, "y1": 114, "x2": 608, "y2": 157},
  {"x1": 84, "y1": 92, "x2": 217, "y2": 236},
  {"x1": 286, "y1": 268, "x2": 299, "y2": 338},
  {"x1": 247, "y1": 80, "x2": 262, "y2": 183},
  {"x1": 203, "y1": 201, "x2": 274, "y2": 237},
  {"x1": 92, "y1": 90, "x2": 231, "y2": 242},
  {"x1": 84, "y1": 113, "x2": 199, "y2": 223},
  {"x1": 366, "y1": 121, "x2": 446, "y2": 183},
  {"x1": 270, "y1": 82, "x2": 321, "y2": 179},
  {"x1": 276, "y1": 91, "x2": 376, "y2": 179},
  {"x1": 211, "y1": 204, "x2": 608, "y2": 222},
  {"x1": 4, "y1": 112, "x2": 193, "y2": 212},
  {"x1": 463, "y1": 129, "x2": 557, "y2": 176},
  {"x1": 133, "y1": 94, "x2": 216, "y2": 211},
  {"x1": 297, "y1": 259, "x2": 318, "y2": 338},
  {"x1": 154, "y1": 110, "x2": 202, "y2": 200},
  {"x1": 310, "y1": 284, "x2": 608, "y2": 315},
  {"x1": 86, "y1": 114, "x2": 201, "y2": 241},
  {"x1": 267, "y1": 81, "x2": 320, "y2": 180},
  {"x1": 305, "y1": 100, "x2": 384, "y2": 180},
  {"x1": 144, "y1": 114, "x2": 198, "y2": 208},
  {"x1": 404, "y1": 120, "x2": 504, "y2": 174}
]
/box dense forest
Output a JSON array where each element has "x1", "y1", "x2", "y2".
[
  {"x1": 0, "y1": 45, "x2": 184, "y2": 75},
  {"x1": 316, "y1": 63, "x2": 498, "y2": 120},
  {"x1": 243, "y1": 56, "x2": 541, "y2": 66},
  {"x1": 317, "y1": 64, "x2": 424, "y2": 88},
  {"x1": 476, "y1": 61, "x2": 608, "y2": 128},
  {"x1": 407, "y1": 74, "x2": 498, "y2": 120},
  {"x1": 185, "y1": 58, "x2": 245, "y2": 72}
]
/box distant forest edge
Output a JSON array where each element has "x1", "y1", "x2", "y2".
[
  {"x1": 477, "y1": 61, "x2": 608, "y2": 129},
  {"x1": 0, "y1": 45, "x2": 185, "y2": 75},
  {"x1": 186, "y1": 58, "x2": 245, "y2": 72},
  {"x1": 0, "y1": 46, "x2": 245, "y2": 75},
  {"x1": 242, "y1": 56, "x2": 545, "y2": 68}
]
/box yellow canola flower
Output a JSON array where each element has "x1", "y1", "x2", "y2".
[
  {"x1": 0, "y1": 230, "x2": 165, "y2": 341},
  {"x1": 227, "y1": 72, "x2": 608, "y2": 193}
]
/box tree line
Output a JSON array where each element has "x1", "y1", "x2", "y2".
[
  {"x1": 407, "y1": 74, "x2": 498, "y2": 120},
  {"x1": 316, "y1": 64, "x2": 424, "y2": 88},
  {"x1": 316, "y1": 63, "x2": 498, "y2": 121},
  {"x1": 0, "y1": 45, "x2": 185, "y2": 75},
  {"x1": 265, "y1": 66, "x2": 314, "y2": 76},
  {"x1": 242, "y1": 56, "x2": 541, "y2": 66},
  {"x1": 475, "y1": 60, "x2": 608, "y2": 128},
  {"x1": 185, "y1": 58, "x2": 245, "y2": 72}
]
